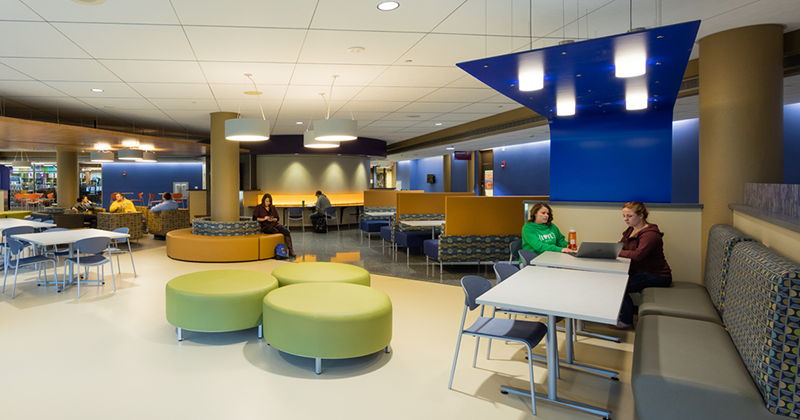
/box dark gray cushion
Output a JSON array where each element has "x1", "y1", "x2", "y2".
[{"x1": 639, "y1": 281, "x2": 722, "y2": 325}]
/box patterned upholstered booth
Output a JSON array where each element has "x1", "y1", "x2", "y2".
[
  {"x1": 632, "y1": 234, "x2": 800, "y2": 420},
  {"x1": 359, "y1": 206, "x2": 394, "y2": 240},
  {"x1": 97, "y1": 211, "x2": 144, "y2": 241},
  {"x1": 145, "y1": 208, "x2": 191, "y2": 237},
  {"x1": 424, "y1": 234, "x2": 520, "y2": 277}
]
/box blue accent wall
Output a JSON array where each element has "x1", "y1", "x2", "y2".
[
  {"x1": 101, "y1": 162, "x2": 202, "y2": 207},
  {"x1": 396, "y1": 161, "x2": 410, "y2": 190},
  {"x1": 785, "y1": 103, "x2": 800, "y2": 184},
  {"x1": 492, "y1": 141, "x2": 550, "y2": 196},
  {"x1": 411, "y1": 156, "x2": 443, "y2": 193},
  {"x1": 0, "y1": 165, "x2": 10, "y2": 190},
  {"x1": 672, "y1": 118, "x2": 699, "y2": 203},
  {"x1": 450, "y1": 155, "x2": 470, "y2": 192}
]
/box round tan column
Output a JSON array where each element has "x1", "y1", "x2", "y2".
[
  {"x1": 699, "y1": 24, "x2": 784, "y2": 260},
  {"x1": 56, "y1": 151, "x2": 78, "y2": 208},
  {"x1": 209, "y1": 112, "x2": 240, "y2": 221}
]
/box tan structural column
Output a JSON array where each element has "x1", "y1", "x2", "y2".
[
  {"x1": 56, "y1": 151, "x2": 78, "y2": 208},
  {"x1": 209, "y1": 112, "x2": 240, "y2": 221},
  {"x1": 443, "y1": 155, "x2": 451, "y2": 192},
  {"x1": 699, "y1": 24, "x2": 784, "y2": 261}
]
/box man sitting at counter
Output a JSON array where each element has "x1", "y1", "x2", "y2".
[
  {"x1": 150, "y1": 192, "x2": 179, "y2": 212},
  {"x1": 110, "y1": 192, "x2": 136, "y2": 213}
]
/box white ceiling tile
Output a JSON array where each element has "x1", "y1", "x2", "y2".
[
  {"x1": 0, "y1": 21, "x2": 90, "y2": 58},
  {"x1": 53, "y1": 22, "x2": 195, "y2": 60},
  {"x1": 185, "y1": 27, "x2": 308, "y2": 62},
  {"x1": 71, "y1": 97, "x2": 157, "y2": 110},
  {"x1": 101, "y1": 60, "x2": 207, "y2": 84},
  {"x1": 23, "y1": 0, "x2": 180, "y2": 24},
  {"x1": 363, "y1": 120, "x2": 420, "y2": 128},
  {"x1": 127, "y1": 83, "x2": 215, "y2": 100},
  {"x1": 394, "y1": 102, "x2": 470, "y2": 113},
  {"x1": 297, "y1": 30, "x2": 424, "y2": 66},
  {"x1": 370, "y1": 66, "x2": 466, "y2": 87},
  {"x1": 171, "y1": 0, "x2": 318, "y2": 27},
  {"x1": 434, "y1": 113, "x2": 496, "y2": 122},
  {"x1": 311, "y1": 0, "x2": 467, "y2": 32},
  {"x1": 0, "y1": 81, "x2": 66, "y2": 97},
  {"x1": 0, "y1": 58, "x2": 118, "y2": 82},
  {"x1": 283, "y1": 85, "x2": 363, "y2": 102},
  {"x1": 454, "y1": 102, "x2": 518, "y2": 113},
  {"x1": 353, "y1": 87, "x2": 436, "y2": 102},
  {"x1": 45, "y1": 81, "x2": 140, "y2": 98},
  {"x1": 418, "y1": 88, "x2": 498, "y2": 102},
  {"x1": 210, "y1": 84, "x2": 288, "y2": 101},
  {"x1": 149, "y1": 98, "x2": 219, "y2": 111},
  {"x1": 290, "y1": 64, "x2": 388, "y2": 86},
  {"x1": 336, "y1": 101, "x2": 408, "y2": 113},
  {"x1": 199, "y1": 62, "x2": 297, "y2": 85},
  {"x1": 445, "y1": 74, "x2": 495, "y2": 88},
  {"x1": 379, "y1": 112, "x2": 444, "y2": 122}
]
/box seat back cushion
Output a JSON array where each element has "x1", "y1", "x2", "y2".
[
  {"x1": 704, "y1": 223, "x2": 756, "y2": 315},
  {"x1": 723, "y1": 241, "x2": 800, "y2": 417},
  {"x1": 438, "y1": 235, "x2": 520, "y2": 263}
]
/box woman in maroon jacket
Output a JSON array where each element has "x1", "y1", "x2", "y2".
[
  {"x1": 616, "y1": 201, "x2": 672, "y2": 328},
  {"x1": 253, "y1": 193, "x2": 296, "y2": 258}
]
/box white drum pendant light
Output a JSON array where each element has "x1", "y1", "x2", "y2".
[
  {"x1": 314, "y1": 118, "x2": 357, "y2": 141},
  {"x1": 226, "y1": 73, "x2": 270, "y2": 141},
  {"x1": 118, "y1": 149, "x2": 144, "y2": 161},
  {"x1": 314, "y1": 75, "x2": 358, "y2": 141},
  {"x1": 90, "y1": 150, "x2": 114, "y2": 162},
  {"x1": 141, "y1": 151, "x2": 157, "y2": 162},
  {"x1": 304, "y1": 130, "x2": 339, "y2": 148},
  {"x1": 225, "y1": 118, "x2": 270, "y2": 141}
]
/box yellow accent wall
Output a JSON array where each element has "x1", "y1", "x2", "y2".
[{"x1": 396, "y1": 192, "x2": 473, "y2": 215}]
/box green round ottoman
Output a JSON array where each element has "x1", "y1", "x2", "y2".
[
  {"x1": 271, "y1": 262, "x2": 370, "y2": 287},
  {"x1": 166, "y1": 270, "x2": 279, "y2": 341},
  {"x1": 262, "y1": 282, "x2": 392, "y2": 374}
]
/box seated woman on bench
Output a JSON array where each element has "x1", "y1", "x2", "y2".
[
  {"x1": 616, "y1": 201, "x2": 672, "y2": 329},
  {"x1": 253, "y1": 193, "x2": 296, "y2": 258}
]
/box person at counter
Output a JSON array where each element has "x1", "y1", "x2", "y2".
[
  {"x1": 309, "y1": 190, "x2": 331, "y2": 227},
  {"x1": 616, "y1": 201, "x2": 672, "y2": 329},
  {"x1": 150, "y1": 192, "x2": 179, "y2": 212},
  {"x1": 254, "y1": 193, "x2": 296, "y2": 258},
  {"x1": 109, "y1": 193, "x2": 136, "y2": 213},
  {"x1": 521, "y1": 202, "x2": 572, "y2": 255}
]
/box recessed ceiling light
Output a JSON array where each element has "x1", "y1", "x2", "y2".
[
  {"x1": 377, "y1": 1, "x2": 399, "y2": 11},
  {"x1": 446, "y1": 147, "x2": 455, "y2": 150},
  {"x1": 435, "y1": 123, "x2": 442, "y2": 126},
  {"x1": 71, "y1": 0, "x2": 106, "y2": 5},
  {"x1": 296, "y1": 122, "x2": 303, "y2": 125},
  {"x1": 347, "y1": 46, "x2": 365, "y2": 53},
  {"x1": 91, "y1": 88, "x2": 104, "y2": 92},
  {"x1": 243, "y1": 90, "x2": 263, "y2": 96}
]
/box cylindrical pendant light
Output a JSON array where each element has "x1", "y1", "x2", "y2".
[
  {"x1": 225, "y1": 118, "x2": 270, "y2": 141},
  {"x1": 304, "y1": 130, "x2": 339, "y2": 148},
  {"x1": 90, "y1": 150, "x2": 114, "y2": 162},
  {"x1": 141, "y1": 151, "x2": 157, "y2": 162},
  {"x1": 118, "y1": 149, "x2": 144, "y2": 161},
  {"x1": 314, "y1": 118, "x2": 357, "y2": 141}
]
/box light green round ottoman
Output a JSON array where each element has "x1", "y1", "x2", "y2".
[
  {"x1": 166, "y1": 270, "x2": 279, "y2": 341},
  {"x1": 262, "y1": 282, "x2": 392, "y2": 374},
  {"x1": 271, "y1": 262, "x2": 371, "y2": 287}
]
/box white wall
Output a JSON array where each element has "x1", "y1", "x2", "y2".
[{"x1": 256, "y1": 155, "x2": 369, "y2": 194}]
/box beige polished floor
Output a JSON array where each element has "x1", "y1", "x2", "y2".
[{"x1": 0, "y1": 235, "x2": 637, "y2": 420}]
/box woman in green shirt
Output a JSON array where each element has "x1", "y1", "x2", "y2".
[{"x1": 521, "y1": 202, "x2": 572, "y2": 255}]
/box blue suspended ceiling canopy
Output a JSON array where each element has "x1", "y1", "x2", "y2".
[{"x1": 457, "y1": 20, "x2": 701, "y2": 203}]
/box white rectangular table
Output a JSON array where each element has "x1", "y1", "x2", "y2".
[
  {"x1": 531, "y1": 251, "x2": 631, "y2": 343},
  {"x1": 476, "y1": 265, "x2": 628, "y2": 418},
  {"x1": 364, "y1": 211, "x2": 395, "y2": 217},
  {"x1": 400, "y1": 220, "x2": 444, "y2": 239},
  {"x1": 11, "y1": 229, "x2": 130, "y2": 291},
  {"x1": 0, "y1": 219, "x2": 55, "y2": 230}
]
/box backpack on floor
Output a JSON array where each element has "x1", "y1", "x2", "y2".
[
  {"x1": 275, "y1": 243, "x2": 288, "y2": 259},
  {"x1": 313, "y1": 217, "x2": 328, "y2": 234}
]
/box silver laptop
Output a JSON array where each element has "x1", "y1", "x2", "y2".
[{"x1": 572, "y1": 242, "x2": 624, "y2": 259}]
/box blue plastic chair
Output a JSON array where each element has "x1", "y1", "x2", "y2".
[
  {"x1": 63, "y1": 237, "x2": 115, "y2": 298},
  {"x1": 107, "y1": 227, "x2": 136, "y2": 277},
  {"x1": 2, "y1": 238, "x2": 57, "y2": 299},
  {"x1": 324, "y1": 207, "x2": 339, "y2": 232},
  {"x1": 287, "y1": 207, "x2": 304, "y2": 233}
]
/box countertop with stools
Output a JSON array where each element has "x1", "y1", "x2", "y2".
[
  {"x1": 166, "y1": 270, "x2": 279, "y2": 341},
  {"x1": 262, "y1": 282, "x2": 392, "y2": 374},
  {"x1": 270, "y1": 262, "x2": 370, "y2": 287}
]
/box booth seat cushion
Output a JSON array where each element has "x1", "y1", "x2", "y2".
[
  {"x1": 262, "y1": 282, "x2": 392, "y2": 359},
  {"x1": 98, "y1": 211, "x2": 144, "y2": 240},
  {"x1": 394, "y1": 230, "x2": 428, "y2": 248},
  {"x1": 703, "y1": 224, "x2": 756, "y2": 315},
  {"x1": 146, "y1": 208, "x2": 191, "y2": 236},
  {"x1": 271, "y1": 262, "x2": 370, "y2": 287},
  {"x1": 167, "y1": 228, "x2": 259, "y2": 262},
  {"x1": 632, "y1": 315, "x2": 778, "y2": 420},
  {"x1": 361, "y1": 206, "x2": 395, "y2": 222},
  {"x1": 166, "y1": 270, "x2": 279, "y2": 333},
  {"x1": 360, "y1": 220, "x2": 388, "y2": 233},
  {"x1": 423, "y1": 239, "x2": 439, "y2": 260},
  {"x1": 438, "y1": 235, "x2": 520, "y2": 263},
  {"x1": 639, "y1": 282, "x2": 723, "y2": 325},
  {"x1": 380, "y1": 225, "x2": 393, "y2": 241}
]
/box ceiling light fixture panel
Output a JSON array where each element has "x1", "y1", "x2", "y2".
[{"x1": 377, "y1": 1, "x2": 399, "y2": 11}]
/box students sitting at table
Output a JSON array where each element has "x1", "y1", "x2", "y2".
[
  {"x1": 109, "y1": 193, "x2": 136, "y2": 213},
  {"x1": 521, "y1": 202, "x2": 572, "y2": 255},
  {"x1": 150, "y1": 192, "x2": 179, "y2": 212},
  {"x1": 253, "y1": 193, "x2": 296, "y2": 258},
  {"x1": 615, "y1": 201, "x2": 672, "y2": 329}
]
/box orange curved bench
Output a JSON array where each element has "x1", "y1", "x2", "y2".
[{"x1": 166, "y1": 228, "x2": 285, "y2": 262}]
